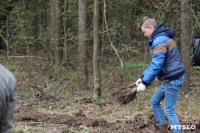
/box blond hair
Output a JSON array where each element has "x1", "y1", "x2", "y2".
[{"x1": 138, "y1": 16, "x2": 157, "y2": 30}]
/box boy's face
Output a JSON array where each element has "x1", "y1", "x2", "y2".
[{"x1": 141, "y1": 25, "x2": 154, "y2": 38}]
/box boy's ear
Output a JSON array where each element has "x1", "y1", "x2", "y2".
[{"x1": 148, "y1": 25, "x2": 154, "y2": 29}]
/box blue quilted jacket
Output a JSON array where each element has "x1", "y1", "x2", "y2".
[{"x1": 141, "y1": 23, "x2": 185, "y2": 85}]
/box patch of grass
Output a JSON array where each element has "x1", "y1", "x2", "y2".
[
  {"x1": 13, "y1": 124, "x2": 51, "y2": 133},
  {"x1": 13, "y1": 125, "x2": 24, "y2": 133},
  {"x1": 117, "y1": 61, "x2": 148, "y2": 80},
  {"x1": 9, "y1": 63, "x2": 20, "y2": 72},
  {"x1": 62, "y1": 124, "x2": 69, "y2": 129},
  {"x1": 126, "y1": 105, "x2": 137, "y2": 113},
  {"x1": 17, "y1": 99, "x2": 25, "y2": 104},
  {"x1": 193, "y1": 66, "x2": 200, "y2": 70},
  {"x1": 115, "y1": 121, "x2": 123, "y2": 128},
  {"x1": 177, "y1": 86, "x2": 200, "y2": 121},
  {"x1": 67, "y1": 71, "x2": 79, "y2": 83},
  {"x1": 124, "y1": 62, "x2": 149, "y2": 68},
  {"x1": 68, "y1": 104, "x2": 77, "y2": 114}
]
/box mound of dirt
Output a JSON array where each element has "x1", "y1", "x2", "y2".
[
  {"x1": 14, "y1": 107, "x2": 48, "y2": 122},
  {"x1": 196, "y1": 121, "x2": 200, "y2": 131},
  {"x1": 111, "y1": 83, "x2": 137, "y2": 105},
  {"x1": 14, "y1": 107, "x2": 111, "y2": 128}
]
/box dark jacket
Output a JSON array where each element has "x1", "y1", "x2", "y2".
[
  {"x1": 0, "y1": 64, "x2": 17, "y2": 133},
  {"x1": 141, "y1": 23, "x2": 185, "y2": 85}
]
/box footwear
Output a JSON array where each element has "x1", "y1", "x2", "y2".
[{"x1": 154, "y1": 124, "x2": 168, "y2": 133}]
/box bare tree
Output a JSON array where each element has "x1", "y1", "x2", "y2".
[
  {"x1": 93, "y1": 0, "x2": 101, "y2": 98},
  {"x1": 181, "y1": 0, "x2": 191, "y2": 92},
  {"x1": 56, "y1": 0, "x2": 64, "y2": 66},
  {"x1": 50, "y1": 0, "x2": 63, "y2": 66},
  {"x1": 50, "y1": 0, "x2": 58, "y2": 64},
  {"x1": 29, "y1": 0, "x2": 38, "y2": 40},
  {"x1": 78, "y1": 0, "x2": 88, "y2": 90},
  {"x1": 0, "y1": 0, "x2": 19, "y2": 50},
  {"x1": 63, "y1": 0, "x2": 68, "y2": 62}
]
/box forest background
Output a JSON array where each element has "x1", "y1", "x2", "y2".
[{"x1": 0, "y1": 0, "x2": 200, "y2": 132}]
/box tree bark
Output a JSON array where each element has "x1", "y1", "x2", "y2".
[
  {"x1": 181, "y1": 0, "x2": 191, "y2": 92},
  {"x1": 93, "y1": 0, "x2": 101, "y2": 98},
  {"x1": 29, "y1": 0, "x2": 38, "y2": 40},
  {"x1": 50, "y1": 0, "x2": 58, "y2": 64},
  {"x1": 78, "y1": 0, "x2": 88, "y2": 90},
  {"x1": 56, "y1": 0, "x2": 64, "y2": 66},
  {"x1": 50, "y1": 0, "x2": 64, "y2": 66},
  {"x1": 63, "y1": 0, "x2": 68, "y2": 62},
  {"x1": 0, "y1": 0, "x2": 19, "y2": 50}
]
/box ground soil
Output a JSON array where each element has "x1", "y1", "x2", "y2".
[
  {"x1": 3, "y1": 56, "x2": 199, "y2": 133},
  {"x1": 14, "y1": 101, "x2": 200, "y2": 133},
  {"x1": 111, "y1": 83, "x2": 137, "y2": 105}
]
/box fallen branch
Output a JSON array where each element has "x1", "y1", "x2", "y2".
[
  {"x1": 0, "y1": 56, "x2": 48, "y2": 60},
  {"x1": 190, "y1": 83, "x2": 200, "y2": 87},
  {"x1": 18, "y1": 121, "x2": 65, "y2": 127},
  {"x1": 72, "y1": 97, "x2": 114, "y2": 104}
]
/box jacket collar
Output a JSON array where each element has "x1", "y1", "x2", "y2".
[{"x1": 149, "y1": 23, "x2": 175, "y2": 46}]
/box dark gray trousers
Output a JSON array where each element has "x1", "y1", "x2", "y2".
[{"x1": 0, "y1": 64, "x2": 17, "y2": 133}]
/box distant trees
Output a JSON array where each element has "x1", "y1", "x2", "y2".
[{"x1": 0, "y1": 0, "x2": 200, "y2": 94}]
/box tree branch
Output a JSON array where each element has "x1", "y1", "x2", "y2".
[
  {"x1": 103, "y1": 0, "x2": 124, "y2": 70},
  {"x1": 190, "y1": 7, "x2": 200, "y2": 29},
  {"x1": 147, "y1": 0, "x2": 200, "y2": 14}
]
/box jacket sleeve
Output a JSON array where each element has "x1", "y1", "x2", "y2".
[
  {"x1": 141, "y1": 37, "x2": 168, "y2": 85},
  {"x1": 141, "y1": 52, "x2": 166, "y2": 85}
]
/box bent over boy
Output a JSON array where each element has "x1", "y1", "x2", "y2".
[{"x1": 136, "y1": 16, "x2": 185, "y2": 133}]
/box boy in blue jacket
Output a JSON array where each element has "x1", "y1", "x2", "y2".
[{"x1": 137, "y1": 16, "x2": 185, "y2": 133}]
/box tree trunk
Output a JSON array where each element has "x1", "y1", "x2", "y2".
[
  {"x1": 99, "y1": 1, "x2": 104, "y2": 51},
  {"x1": 38, "y1": 1, "x2": 48, "y2": 34},
  {"x1": 0, "y1": 0, "x2": 19, "y2": 50},
  {"x1": 56, "y1": 0, "x2": 64, "y2": 66},
  {"x1": 181, "y1": 0, "x2": 191, "y2": 92},
  {"x1": 63, "y1": 0, "x2": 68, "y2": 62},
  {"x1": 29, "y1": 0, "x2": 38, "y2": 41},
  {"x1": 50, "y1": 0, "x2": 64, "y2": 66},
  {"x1": 50, "y1": 0, "x2": 58, "y2": 64},
  {"x1": 78, "y1": 0, "x2": 88, "y2": 90},
  {"x1": 93, "y1": 0, "x2": 101, "y2": 98}
]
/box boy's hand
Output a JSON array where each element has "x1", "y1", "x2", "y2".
[
  {"x1": 136, "y1": 78, "x2": 142, "y2": 86},
  {"x1": 137, "y1": 83, "x2": 146, "y2": 92}
]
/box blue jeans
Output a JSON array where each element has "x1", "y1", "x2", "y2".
[{"x1": 150, "y1": 75, "x2": 184, "y2": 133}]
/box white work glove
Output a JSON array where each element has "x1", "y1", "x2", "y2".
[
  {"x1": 137, "y1": 83, "x2": 146, "y2": 92},
  {"x1": 136, "y1": 78, "x2": 142, "y2": 86}
]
